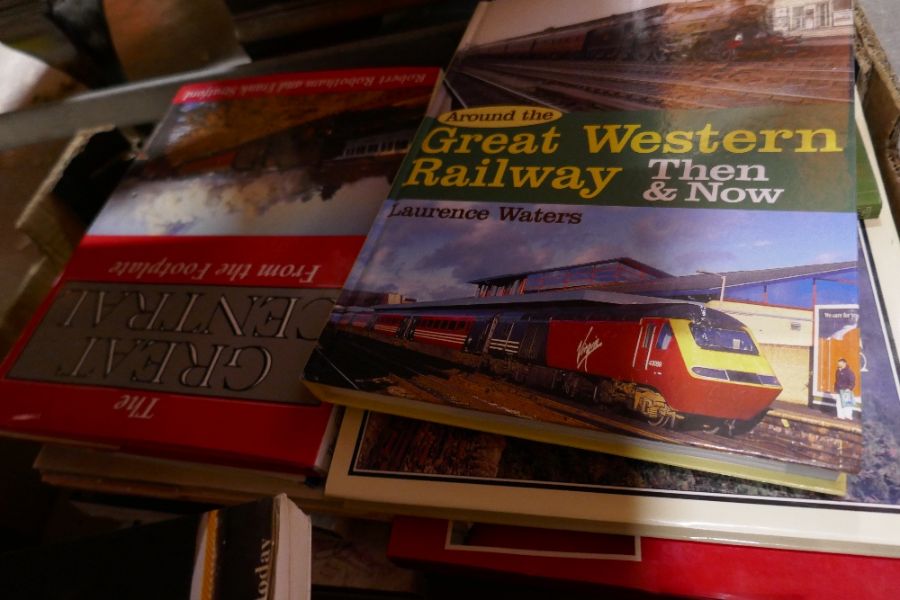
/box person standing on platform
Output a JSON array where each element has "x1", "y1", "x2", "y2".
[{"x1": 834, "y1": 358, "x2": 856, "y2": 420}]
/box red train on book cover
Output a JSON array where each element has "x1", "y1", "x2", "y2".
[
  {"x1": 339, "y1": 291, "x2": 781, "y2": 433},
  {"x1": 303, "y1": 0, "x2": 861, "y2": 486}
]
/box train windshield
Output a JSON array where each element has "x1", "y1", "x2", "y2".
[{"x1": 689, "y1": 323, "x2": 758, "y2": 355}]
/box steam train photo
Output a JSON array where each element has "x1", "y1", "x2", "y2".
[
  {"x1": 464, "y1": 0, "x2": 791, "y2": 63},
  {"x1": 332, "y1": 290, "x2": 783, "y2": 435}
]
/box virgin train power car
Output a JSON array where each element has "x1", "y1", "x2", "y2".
[{"x1": 334, "y1": 290, "x2": 782, "y2": 435}]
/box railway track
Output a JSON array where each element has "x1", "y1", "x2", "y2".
[
  {"x1": 448, "y1": 55, "x2": 852, "y2": 111},
  {"x1": 519, "y1": 57, "x2": 852, "y2": 86},
  {"x1": 320, "y1": 332, "x2": 862, "y2": 473}
]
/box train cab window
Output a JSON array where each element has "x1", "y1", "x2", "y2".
[
  {"x1": 656, "y1": 323, "x2": 673, "y2": 350},
  {"x1": 641, "y1": 324, "x2": 656, "y2": 349},
  {"x1": 690, "y1": 323, "x2": 758, "y2": 355}
]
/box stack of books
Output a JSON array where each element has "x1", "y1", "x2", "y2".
[{"x1": 3, "y1": 0, "x2": 900, "y2": 596}]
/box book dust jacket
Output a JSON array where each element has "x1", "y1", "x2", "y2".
[
  {"x1": 325, "y1": 219, "x2": 900, "y2": 556},
  {"x1": 304, "y1": 1, "x2": 860, "y2": 485},
  {"x1": 0, "y1": 67, "x2": 439, "y2": 472}
]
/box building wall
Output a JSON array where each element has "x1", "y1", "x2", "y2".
[
  {"x1": 771, "y1": 0, "x2": 853, "y2": 34},
  {"x1": 759, "y1": 343, "x2": 811, "y2": 404},
  {"x1": 710, "y1": 300, "x2": 812, "y2": 347},
  {"x1": 710, "y1": 300, "x2": 813, "y2": 405}
]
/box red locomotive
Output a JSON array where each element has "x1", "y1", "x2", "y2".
[{"x1": 335, "y1": 290, "x2": 781, "y2": 435}]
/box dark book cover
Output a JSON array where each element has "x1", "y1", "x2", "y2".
[{"x1": 0, "y1": 495, "x2": 310, "y2": 600}]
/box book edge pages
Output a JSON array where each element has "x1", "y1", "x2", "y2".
[{"x1": 325, "y1": 407, "x2": 900, "y2": 557}]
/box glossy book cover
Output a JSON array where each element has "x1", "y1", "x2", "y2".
[
  {"x1": 324, "y1": 215, "x2": 900, "y2": 556},
  {"x1": 304, "y1": 1, "x2": 860, "y2": 484},
  {"x1": 0, "y1": 67, "x2": 440, "y2": 473}
]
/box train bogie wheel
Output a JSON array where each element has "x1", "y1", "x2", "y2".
[
  {"x1": 680, "y1": 415, "x2": 720, "y2": 434},
  {"x1": 718, "y1": 419, "x2": 737, "y2": 437},
  {"x1": 722, "y1": 409, "x2": 768, "y2": 436},
  {"x1": 646, "y1": 412, "x2": 671, "y2": 428},
  {"x1": 635, "y1": 389, "x2": 679, "y2": 429},
  {"x1": 648, "y1": 411, "x2": 683, "y2": 430}
]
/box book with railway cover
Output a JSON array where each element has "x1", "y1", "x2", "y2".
[
  {"x1": 0, "y1": 67, "x2": 440, "y2": 473},
  {"x1": 303, "y1": 0, "x2": 860, "y2": 487},
  {"x1": 323, "y1": 207, "x2": 900, "y2": 556}
]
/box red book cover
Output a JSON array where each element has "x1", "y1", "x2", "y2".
[
  {"x1": 389, "y1": 516, "x2": 900, "y2": 599},
  {"x1": 0, "y1": 67, "x2": 440, "y2": 473}
]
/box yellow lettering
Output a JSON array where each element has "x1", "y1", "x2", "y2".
[{"x1": 723, "y1": 130, "x2": 757, "y2": 153}]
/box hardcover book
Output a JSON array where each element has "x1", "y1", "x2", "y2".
[
  {"x1": 304, "y1": 0, "x2": 860, "y2": 486},
  {"x1": 33, "y1": 443, "x2": 336, "y2": 511},
  {"x1": 321, "y1": 205, "x2": 900, "y2": 556},
  {"x1": 0, "y1": 67, "x2": 440, "y2": 473},
  {"x1": 388, "y1": 516, "x2": 900, "y2": 599}
]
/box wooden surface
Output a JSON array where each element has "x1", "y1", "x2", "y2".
[{"x1": 104, "y1": 0, "x2": 247, "y2": 81}]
